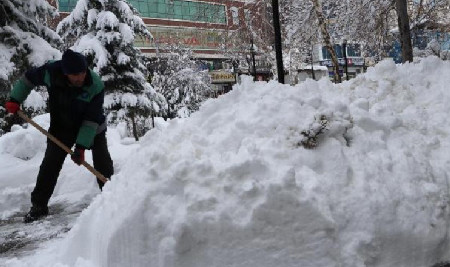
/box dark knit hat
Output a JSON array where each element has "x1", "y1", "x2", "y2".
[{"x1": 61, "y1": 49, "x2": 87, "y2": 74}]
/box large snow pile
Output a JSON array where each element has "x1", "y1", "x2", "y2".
[{"x1": 4, "y1": 57, "x2": 450, "y2": 267}]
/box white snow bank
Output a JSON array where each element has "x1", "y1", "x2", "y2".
[
  {"x1": 9, "y1": 57, "x2": 450, "y2": 267},
  {"x1": 0, "y1": 113, "x2": 139, "y2": 221},
  {"x1": 0, "y1": 114, "x2": 49, "y2": 161}
]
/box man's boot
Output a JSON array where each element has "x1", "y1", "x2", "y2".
[{"x1": 24, "y1": 205, "x2": 49, "y2": 223}]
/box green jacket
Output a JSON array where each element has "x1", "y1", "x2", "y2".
[{"x1": 10, "y1": 60, "x2": 106, "y2": 148}]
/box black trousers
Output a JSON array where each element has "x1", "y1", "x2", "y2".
[{"x1": 31, "y1": 128, "x2": 114, "y2": 207}]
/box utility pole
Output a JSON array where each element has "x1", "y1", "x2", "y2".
[
  {"x1": 250, "y1": 38, "x2": 257, "y2": 81},
  {"x1": 342, "y1": 39, "x2": 349, "y2": 80},
  {"x1": 310, "y1": 45, "x2": 316, "y2": 80},
  {"x1": 272, "y1": 0, "x2": 284, "y2": 84},
  {"x1": 395, "y1": 0, "x2": 413, "y2": 62}
]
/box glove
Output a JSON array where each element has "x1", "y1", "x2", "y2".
[
  {"x1": 71, "y1": 146, "x2": 85, "y2": 165},
  {"x1": 5, "y1": 101, "x2": 20, "y2": 114}
]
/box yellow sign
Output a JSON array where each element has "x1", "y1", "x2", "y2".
[{"x1": 210, "y1": 71, "x2": 236, "y2": 84}]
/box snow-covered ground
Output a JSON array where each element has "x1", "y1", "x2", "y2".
[{"x1": 1, "y1": 57, "x2": 450, "y2": 267}]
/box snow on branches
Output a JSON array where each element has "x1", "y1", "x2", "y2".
[{"x1": 57, "y1": 0, "x2": 157, "y2": 139}]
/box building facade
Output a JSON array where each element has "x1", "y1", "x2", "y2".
[
  {"x1": 313, "y1": 43, "x2": 365, "y2": 80},
  {"x1": 56, "y1": 0, "x2": 268, "y2": 62},
  {"x1": 55, "y1": 0, "x2": 272, "y2": 89}
]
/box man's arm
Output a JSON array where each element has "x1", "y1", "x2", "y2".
[
  {"x1": 10, "y1": 64, "x2": 49, "y2": 103},
  {"x1": 75, "y1": 71, "x2": 105, "y2": 149},
  {"x1": 75, "y1": 90, "x2": 105, "y2": 149},
  {"x1": 71, "y1": 88, "x2": 105, "y2": 165}
]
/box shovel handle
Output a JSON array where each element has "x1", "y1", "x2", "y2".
[{"x1": 17, "y1": 110, "x2": 109, "y2": 183}]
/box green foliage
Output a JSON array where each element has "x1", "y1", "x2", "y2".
[
  {"x1": 298, "y1": 113, "x2": 353, "y2": 149},
  {"x1": 299, "y1": 115, "x2": 329, "y2": 149}
]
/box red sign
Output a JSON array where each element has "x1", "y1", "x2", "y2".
[{"x1": 135, "y1": 26, "x2": 230, "y2": 50}]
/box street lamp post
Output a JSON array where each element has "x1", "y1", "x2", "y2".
[
  {"x1": 342, "y1": 39, "x2": 349, "y2": 81},
  {"x1": 310, "y1": 43, "x2": 316, "y2": 80},
  {"x1": 232, "y1": 59, "x2": 239, "y2": 83},
  {"x1": 250, "y1": 38, "x2": 257, "y2": 81},
  {"x1": 272, "y1": 0, "x2": 284, "y2": 84}
]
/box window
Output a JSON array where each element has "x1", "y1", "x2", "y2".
[
  {"x1": 231, "y1": 7, "x2": 239, "y2": 25},
  {"x1": 127, "y1": 0, "x2": 227, "y2": 24},
  {"x1": 139, "y1": 2, "x2": 149, "y2": 13},
  {"x1": 334, "y1": 44, "x2": 343, "y2": 58},
  {"x1": 59, "y1": 0, "x2": 227, "y2": 24},
  {"x1": 321, "y1": 47, "x2": 329, "y2": 60},
  {"x1": 58, "y1": 0, "x2": 78, "y2": 12},
  {"x1": 346, "y1": 44, "x2": 361, "y2": 57},
  {"x1": 244, "y1": 9, "x2": 251, "y2": 26},
  {"x1": 321, "y1": 45, "x2": 343, "y2": 59}
]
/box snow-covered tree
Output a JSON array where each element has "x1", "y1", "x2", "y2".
[
  {"x1": 282, "y1": 0, "x2": 317, "y2": 69},
  {"x1": 339, "y1": 0, "x2": 396, "y2": 61},
  {"x1": 409, "y1": 0, "x2": 449, "y2": 32},
  {"x1": 280, "y1": 0, "x2": 410, "y2": 65},
  {"x1": 326, "y1": 0, "x2": 446, "y2": 62},
  {"x1": 56, "y1": 0, "x2": 157, "y2": 140},
  {"x1": 211, "y1": 0, "x2": 275, "y2": 80},
  {"x1": 0, "y1": 0, "x2": 61, "y2": 134},
  {"x1": 0, "y1": 0, "x2": 61, "y2": 91},
  {"x1": 311, "y1": 0, "x2": 342, "y2": 82},
  {"x1": 410, "y1": 0, "x2": 450, "y2": 60},
  {"x1": 280, "y1": 0, "x2": 342, "y2": 82},
  {"x1": 151, "y1": 46, "x2": 211, "y2": 119}
]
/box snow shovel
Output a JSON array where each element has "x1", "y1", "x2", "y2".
[{"x1": 16, "y1": 110, "x2": 109, "y2": 184}]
